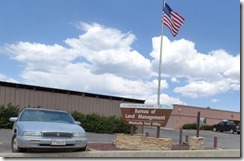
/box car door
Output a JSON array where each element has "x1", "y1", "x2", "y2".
[
  {"x1": 223, "y1": 121, "x2": 230, "y2": 131},
  {"x1": 218, "y1": 121, "x2": 225, "y2": 132}
]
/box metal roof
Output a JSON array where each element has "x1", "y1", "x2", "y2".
[{"x1": 0, "y1": 81, "x2": 145, "y2": 103}]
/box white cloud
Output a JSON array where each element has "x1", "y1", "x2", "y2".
[
  {"x1": 171, "y1": 77, "x2": 180, "y2": 83},
  {"x1": 150, "y1": 36, "x2": 240, "y2": 98},
  {"x1": 174, "y1": 80, "x2": 235, "y2": 98},
  {"x1": 0, "y1": 73, "x2": 18, "y2": 83},
  {"x1": 68, "y1": 22, "x2": 135, "y2": 51},
  {"x1": 211, "y1": 98, "x2": 219, "y2": 103},
  {"x1": 223, "y1": 54, "x2": 240, "y2": 80},
  {"x1": 65, "y1": 23, "x2": 152, "y2": 79},
  {"x1": 3, "y1": 42, "x2": 78, "y2": 72},
  {"x1": 0, "y1": 22, "x2": 169, "y2": 102},
  {"x1": 0, "y1": 22, "x2": 240, "y2": 105},
  {"x1": 20, "y1": 62, "x2": 168, "y2": 100},
  {"x1": 150, "y1": 36, "x2": 240, "y2": 81},
  {"x1": 145, "y1": 94, "x2": 185, "y2": 105}
]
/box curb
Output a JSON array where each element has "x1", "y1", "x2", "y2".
[{"x1": 0, "y1": 149, "x2": 240, "y2": 158}]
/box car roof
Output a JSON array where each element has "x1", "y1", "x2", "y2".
[
  {"x1": 222, "y1": 120, "x2": 230, "y2": 122},
  {"x1": 22, "y1": 108, "x2": 68, "y2": 113}
]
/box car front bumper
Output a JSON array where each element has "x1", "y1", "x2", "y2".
[{"x1": 16, "y1": 136, "x2": 88, "y2": 149}]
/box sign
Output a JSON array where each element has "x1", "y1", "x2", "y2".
[{"x1": 120, "y1": 103, "x2": 172, "y2": 127}]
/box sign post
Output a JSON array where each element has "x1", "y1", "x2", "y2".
[{"x1": 196, "y1": 111, "x2": 200, "y2": 137}]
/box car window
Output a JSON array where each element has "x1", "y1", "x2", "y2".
[
  {"x1": 19, "y1": 109, "x2": 75, "y2": 124},
  {"x1": 19, "y1": 110, "x2": 38, "y2": 121},
  {"x1": 229, "y1": 121, "x2": 235, "y2": 125}
]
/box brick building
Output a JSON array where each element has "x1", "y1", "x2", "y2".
[{"x1": 167, "y1": 104, "x2": 240, "y2": 129}]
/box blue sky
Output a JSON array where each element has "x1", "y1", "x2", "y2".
[{"x1": 0, "y1": 0, "x2": 241, "y2": 112}]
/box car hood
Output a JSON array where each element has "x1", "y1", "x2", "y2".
[{"x1": 19, "y1": 121, "x2": 85, "y2": 133}]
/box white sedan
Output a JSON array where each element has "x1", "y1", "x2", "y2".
[{"x1": 9, "y1": 108, "x2": 88, "y2": 152}]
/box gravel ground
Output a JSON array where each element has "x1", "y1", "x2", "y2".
[{"x1": 87, "y1": 143, "x2": 190, "y2": 151}]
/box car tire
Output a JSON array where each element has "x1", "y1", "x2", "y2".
[
  {"x1": 11, "y1": 134, "x2": 27, "y2": 153},
  {"x1": 229, "y1": 129, "x2": 234, "y2": 134},
  {"x1": 212, "y1": 127, "x2": 217, "y2": 132}
]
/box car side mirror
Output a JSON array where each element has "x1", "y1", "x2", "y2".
[
  {"x1": 75, "y1": 121, "x2": 81, "y2": 125},
  {"x1": 9, "y1": 117, "x2": 18, "y2": 122}
]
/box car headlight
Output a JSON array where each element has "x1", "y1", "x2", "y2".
[
  {"x1": 23, "y1": 131, "x2": 42, "y2": 137},
  {"x1": 73, "y1": 132, "x2": 86, "y2": 137}
]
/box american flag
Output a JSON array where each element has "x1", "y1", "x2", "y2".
[{"x1": 162, "y1": 3, "x2": 185, "y2": 36}]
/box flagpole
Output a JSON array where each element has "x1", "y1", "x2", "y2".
[{"x1": 156, "y1": 0, "x2": 165, "y2": 138}]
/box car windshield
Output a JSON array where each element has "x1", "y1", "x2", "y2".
[{"x1": 19, "y1": 109, "x2": 75, "y2": 124}]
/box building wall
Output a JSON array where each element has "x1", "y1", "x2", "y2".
[
  {"x1": 166, "y1": 104, "x2": 240, "y2": 129},
  {"x1": 0, "y1": 81, "x2": 240, "y2": 130},
  {"x1": 0, "y1": 81, "x2": 144, "y2": 117}
]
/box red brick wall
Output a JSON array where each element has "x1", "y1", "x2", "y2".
[{"x1": 166, "y1": 104, "x2": 240, "y2": 129}]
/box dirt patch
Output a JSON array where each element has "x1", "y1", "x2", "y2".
[{"x1": 87, "y1": 143, "x2": 190, "y2": 151}]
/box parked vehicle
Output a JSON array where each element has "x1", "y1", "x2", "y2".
[
  {"x1": 235, "y1": 122, "x2": 241, "y2": 134},
  {"x1": 9, "y1": 108, "x2": 88, "y2": 152},
  {"x1": 212, "y1": 120, "x2": 240, "y2": 134}
]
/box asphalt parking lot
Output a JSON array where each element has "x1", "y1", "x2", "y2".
[
  {"x1": 0, "y1": 127, "x2": 240, "y2": 153},
  {"x1": 144, "y1": 127, "x2": 241, "y2": 149}
]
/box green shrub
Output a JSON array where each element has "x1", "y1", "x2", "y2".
[
  {"x1": 182, "y1": 122, "x2": 197, "y2": 129},
  {"x1": 0, "y1": 103, "x2": 19, "y2": 129},
  {"x1": 183, "y1": 122, "x2": 213, "y2": 130},
  {"x1": 200, "y1": 124, "x2": 213, "y2": 130},
  {"x1": 72, "y1": 111, "x2": 86, "y2": 126},
  {"x1": 72, "y1": 111, "x2": 130, "y2": 134}
]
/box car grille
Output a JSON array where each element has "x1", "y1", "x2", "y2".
[
  {"x1": 39, "y1": 144, "x2": 74, "y2": 146},
  {"x1": 42, "y1": 132, "x2": 73, "y2": 138}
]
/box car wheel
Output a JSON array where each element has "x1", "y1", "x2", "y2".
[
  {"x1": 229, "y1": 129, "x2": 234, "y2": 134},
  {"x1": 212, "y1": 127, "x2": 217, "y2": 132},
  {"x1": 11, "y1": 134, "x2": 26, "y2": 153}
]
